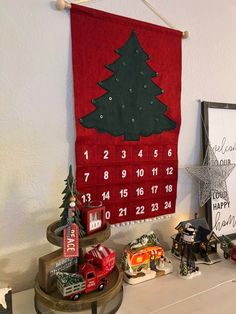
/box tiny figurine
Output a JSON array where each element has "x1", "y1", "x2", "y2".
[
  {"x1": 0, "y1": 284, "x2": 12, "y2": 314},
  {"x1": 121, "y1": 231, "x2": 173, "y2": 284},
  {"x1": 220, "y1": 235, "x2": 236, "y2": 262},
  {"x1": 56, "y1": 244, "x2": 116, "y2": 300},
  {"x1": 171, "y1": 216, "x2": 221, "y2": 264},
  {"x1": 179, "y1": 223, "x2": 201, "y2": 279}
]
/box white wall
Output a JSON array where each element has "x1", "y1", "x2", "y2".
[{"x1": 1, "y1": 0, "x2": 236, "y2": 292}]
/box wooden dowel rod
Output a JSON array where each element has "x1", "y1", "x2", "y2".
[
  {"x1": 56, "y1": 0, "x2": 92, "y2": 10},
  {"x1": 55, "y1": 0, "x2": 71, "y2": 10},
  {"x1": 142, "y1": 0, "x2": 189, "y2": 39},
  {"x1": 55, "y1": 0, "x2": 189, "y2": 39}
]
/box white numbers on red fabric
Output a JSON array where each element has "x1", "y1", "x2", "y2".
[
  {"x1": 136, "y1": 187, "x2": 144, "y2": 196},
  {"x1": 105, "y1": 211, "x2": 111, "y2": 220},
  {"x1": 151, "y1": 203, "x2": 159, "y2": 211},
  {"x1": 121, "y1": 150, "x2": 126, "y2": 159},
  {"x1": 120, "y1": 189, "x2": 128, "y2": 198},
  {"x1": 136, "y1": 206, "x2": 145, "y2": 214},
  {"x1": 104, "y1": 171, "x2": 109, "y2": 180},
  {"x1": 84, "y1": 172, "x2": 90, "y2": 182},
  {"x1": 152, "y1": 167, "x2": 158, "y2": 176},
  {"x1": 153, "y1": 149, "x2": 158, "y2": 157},
  {"x1": 84, "y1": 150, "x2": 89, "y2": 160},
  {"x1": 164, "y1": 201, "x2": 172, "y2": 209},
  {"x1": 102, "y1": 191, "x2": 110, "y2": 200},
  {"x1": 136, "y1": 169, "x2": 144, "y2": 177},
  {"x1": 166, "y1": 167, "x2": 173, "y2": 175},
  {"x1": 119, "y1": 207, "x2": 127, "y2": 216},
  {"x1": 151, "y1": 185, "x2": 158, "y2": 194},
  {"x1": 81, "y1": 193, "x2": 91, "y2": 203},
  {"x1": 138, "y1": 149, "x2": 143, "y2": 158},
  {"x1": 121, "y1": 169, "x2": 127, "y2": 178},
  {"x1": 167, "y1": 149, "x2": 172, "y2": 157},
  {"x1": 103, "y1": 150, "x2": 109, "y2": 159},
  {"x1": 165, "y1": 185, "x2": 173, "y2": 193}
]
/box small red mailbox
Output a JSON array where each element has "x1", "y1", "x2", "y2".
[{"x1": 81, "y1": 201, "x2": 106, "y2": 235}]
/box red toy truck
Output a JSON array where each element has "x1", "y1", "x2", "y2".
[{"x1": 57, "y1": 245, "x2": 116, "y2": 300}]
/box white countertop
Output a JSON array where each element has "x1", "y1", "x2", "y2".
[{"x1": 13, "y1": 252, "x2": 236, "y2": 314}]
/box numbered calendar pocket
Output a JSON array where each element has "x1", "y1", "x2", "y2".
[
  {"x1": 78, "y1": 190, "x2": 94, "y2": 204},
  {"x1": 77, "y1": 166, "x2": 97, "y2": 187},
  {"x1": 162, "y1": 145, "x2": 177, "y2": 161},
  {"x1": 131, "y1": 183, "x2": 148, "y2": 200},
  {"x1": 114, "y1": 165, "x2": 133, "y2": 184},
  {"x1": 97, "y1": 145, "x2": 115, "y2": 163},
  {"x1": 146, "y1": 164, "x2": 162, "y2": 180},
  {"x1": 161, "y1": 180, "x2": 176, "y2": 196},
  {"x1": 96, "y1": 186, "x2": 113, "y2": 204},
  {"x1": 148, "y1": 145, "x2": 163, "y2": 161},
  {"x1": 76, "y1": 145, "x2": 97, "y2": 164},
  {"x1": 161, "y1": 198, "x2": 176, "y2": 212},
  {"x1": 76, "y1": 140, "x2": 178, "y2": 224},
  {"x1": 115, "y1": 185, "x2": 131, "y2": 201},
  {"x1": 114, "y1": 203, "x2": 130, "y2": 222},
  {"x1": 130, "y1": 201, "x2": 147, "y2": 219},
  {"x1": 146, "y1": 181, "x2": 162, "y2": 199},
  {"x1": 132, "y1": 145, "x2": 149, "y2": 162},
  {"x1": 163, "y1": 162, "x2": 177, "y2": 179},
  {"x1": 97, "y1": 166, "x2": 114, "y2": 185},
  {"x1": 132, "y1": 165, "x2": 149, "y2": 182},
  {"x1": 115, "y1": 145, "x2": 132, "y2": 163}
]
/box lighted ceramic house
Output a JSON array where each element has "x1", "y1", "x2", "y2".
[
  {"x1": 80, "y1": 203, "x2": 106, "y2": 235},
  {"x1": 171, "y1": 217, "x2": 220, "y2": 264},
  {"x1": 125, "y1": 245, "x2": 164, "y2": 273},
  {"x1": 121, "y1": 232, "x2": 173, "y2": 284}
]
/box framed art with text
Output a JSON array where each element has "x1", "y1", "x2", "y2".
[
  {"x1": 202, "y1": 101, "x2": 236, "y2": 238},
  {"x1": 71, "y1": 5, "x2": 182, "y2": 225}
]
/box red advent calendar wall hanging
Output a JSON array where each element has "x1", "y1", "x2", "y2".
[{"x1": 70, "y1": 4, "x2": 182, "y2": 225}]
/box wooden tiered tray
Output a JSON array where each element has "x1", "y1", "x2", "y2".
[
  {"x1": 35, "y1": 265, "x2": 123, "y2": 313},
  {"x1": 47, "y1": 221, "x2": 111, "y2": 247},
  {"x1": 34, "y1": 220, "x2": 123, "y2": 314}
]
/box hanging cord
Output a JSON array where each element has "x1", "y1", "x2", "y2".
[
  {"x1": 55, "y1": 0, "x2": 189, "y2": 38},
  {"x1": 142, "y1": 0, "x2": 189, "y2": 38}
]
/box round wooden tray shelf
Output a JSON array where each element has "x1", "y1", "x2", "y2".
[
  {"x1": 35, "y1": 266, "x2": 123, "y2": 313},
  {"x1": 47, "y1": 221, "x2": 111, "y2": 247}
]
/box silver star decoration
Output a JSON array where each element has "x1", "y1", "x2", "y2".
[{"x1": 186, "y1": 144, "x2": 235, "y2": 207}]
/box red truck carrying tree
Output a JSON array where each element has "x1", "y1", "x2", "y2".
[{"x1": 57, "y1": 245, "x2": 116, "y2": 300}]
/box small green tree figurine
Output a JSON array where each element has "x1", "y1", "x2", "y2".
[
  {"x1": 58, "y1": 165, "x2": 86, "y2": 237},
  {"x1": 80, "y1": 31, "x2": 176, "y2": 141}
]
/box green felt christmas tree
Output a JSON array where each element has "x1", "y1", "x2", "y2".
[
  {"x1": 80, "y1": 31, "x2": 176, "y2": 141},
  {"x1": 59, "y1": 165, "x2": 86, "y2": 237}
]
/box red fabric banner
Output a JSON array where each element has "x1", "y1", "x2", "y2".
[{"x1": 71, "y1": 4, "x2": 182, "y2": 225}]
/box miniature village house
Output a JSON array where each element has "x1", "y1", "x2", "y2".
[
  {"x1": 121, "y1": 232, "x2": 173, "y2": 284},
  {"x1": 126, "y1": 245, "x2": 164, "y2": 273},
  {"x1": 171, "y1": 217, "x2": 220, "y2": 263}
]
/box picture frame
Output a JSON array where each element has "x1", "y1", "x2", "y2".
[{"x1": 202, "y1": 101, "x2": 236, "y2": 239}]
